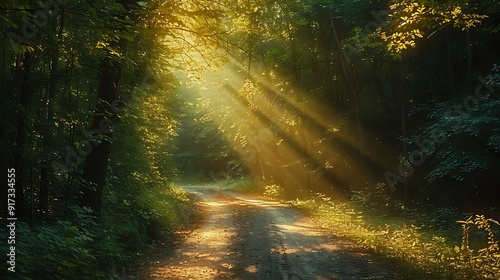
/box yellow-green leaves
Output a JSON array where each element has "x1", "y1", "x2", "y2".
[
  {"x1": 237, "y1": 79, "x2": 262, "y2": 111},
  {"x1": 96, "y1": 41, "x2": 122, "y2": 57},
  {"x1": 441, "y1": 6, "x2": 488, "y2": 31},
  {"x1": 380, "y1": 29, "x2": 424, "y2": 54},
  {"x1": 378, "y1": 0, "x2": 488, "y2": 56}
]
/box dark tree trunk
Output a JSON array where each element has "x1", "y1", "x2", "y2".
[
  {"x1": 78, "y1": 54, "x2": 123, "y2": 213},
  {"x1": 331, "y1": 14, "x2": 364, "y2": 184},
  {"x1": 78, "y1": 0, "x2": 137, "y2": 214},
  {"x1": 12, "y1": 52, "x2": 32, "y2": 221},
  {"x1": 445, "y1": 30, "x2": 457, "y2": 97},
  {"x1": 39, "y1": 8, "x2": 64, "y2": 217}
]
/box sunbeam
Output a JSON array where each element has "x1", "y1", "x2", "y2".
[{"x1": 181, "y1": 59, "x2": 396, "y2": 197}]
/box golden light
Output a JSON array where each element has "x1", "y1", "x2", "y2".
[{"x1": 178, "y1": 57, "x2": 395, "y2": 197}]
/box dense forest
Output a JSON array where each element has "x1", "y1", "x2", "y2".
[{"x1": 1, "y1": 0, "x2": 500, "y2": 279}]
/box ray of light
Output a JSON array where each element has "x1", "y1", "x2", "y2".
[{"x1": 187, "y1": 59, "x2": 396, "y2": 196}]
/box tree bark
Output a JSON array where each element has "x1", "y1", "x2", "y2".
[
  {"x1": 330, "y1": 13, "x2": 364, "y2": 184},
  {"x1": 12, "y1": 52, "x2": 32, "y2": 221},
  {"x1": 78, "y1": 54, "x2": 123, "y2": 213},
  {"x1": 78, "y1": 0, "x2": 138, "y2": 214},
  {"x1": 446, "y1": 30, "x2": 457, "y2": 97},
  {"x1": 39, "y1": 7, "x2": 64, "y2": 217}
]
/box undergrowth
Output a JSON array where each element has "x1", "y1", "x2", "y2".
[
  {"x1": 0, "y1": 183, "x2": 190, "y2": 280},
  {"x1": 0, "y1": 82, "x2": 192, "y2": 279},
  {"x1": 192, "y1": 176, "x2": 258, "y2": 192},
  {"x1": 287, "y1": 183, "x2": 500, "y2": 279}
]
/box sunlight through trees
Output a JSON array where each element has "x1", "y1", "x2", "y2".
[{"x1": 1, "y1": 0, "x2": 499, "y2": 278}]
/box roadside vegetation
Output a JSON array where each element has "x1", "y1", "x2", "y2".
[
  {"x1": 1, "y1": 80, "x2": 192, "y2": 279},
  {"x1": 239, "y1": 179, "x2": 500, "y2": 280},
  {"x1": 301, "y1": 194, "x2": 499, "y2": 279}
]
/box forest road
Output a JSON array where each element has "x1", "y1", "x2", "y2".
[{"x1": 140, "y1": 186, "x2": 404, "y2": 280}]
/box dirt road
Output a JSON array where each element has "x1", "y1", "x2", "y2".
[{"x1": 141, "y1": 186, "x2": 405, "y2": 279}]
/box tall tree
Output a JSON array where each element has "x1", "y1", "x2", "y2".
[{"x1": 78, "y1": 0, "x2": 139, "y2": 213}]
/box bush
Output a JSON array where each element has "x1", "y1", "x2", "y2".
[
  {"x1": 453, "y1": 215, "x2": 500, "y2": 279},
  {"x1": 1, "y1": 207, "x2": 101, "y2": 280},
  {"x1": 292, "y1": 184, "x2": 500, "y2": 279}
]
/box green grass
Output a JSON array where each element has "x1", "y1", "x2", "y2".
[
  {"x1": 287, "y1": 187, "x2": 500, "y2": 280},
  {"x1": 179, "y1": 176, "x2": 259, "y2": 192}
]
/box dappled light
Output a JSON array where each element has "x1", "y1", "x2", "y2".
[
  {"x1": 148, "y1": 192, "x2": 236, "y2": 279},
  {"x1": 143, "y1": 187, "x2": 400, "y2": 279}
]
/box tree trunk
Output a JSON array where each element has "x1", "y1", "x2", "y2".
[
  {"x1": 78, "y1": 54, "x2": 123, "y2": 214},
  {"x1": 12, "y1": 52, "x2": 32, "y2": 221},
  {"x1": 446, "y1": 30, "x2": 457, "y2": 97},
  {"x1": 331, "y1": 14, "x2": 364, "y2": 185},
  {"x1": 39, "y1": 8, "x2": 64, "y2": 217},
  {"x1": 465, "y1": 29, "x2": 473, "y2": 91},
  {"x1": 399, "y1": 61, "x2": 408, "y2": 202},
  {"x1": 78, "y1": 0, "x2": 137, "y2": 214}
]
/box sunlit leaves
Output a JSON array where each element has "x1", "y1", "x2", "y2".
[
  {"x1": 455, "y1": 216, "x2": 500, "y2": 279},
  {"x1": 379, "y1": 29, "x2": 423, "y2": 54},
  {"x1": 237, "y1": 79, "x2": 261, "y2": 110},
  {"x1": 439, "y1": 6, "x2": 488, "y2": 31},
  {"x1": 286, "y1": 118, "x2": 297, "y2": 126},
  {"x1": 96, "y1": 41, "x2": 122, "y2": 57},
  {"x1": 378, "y1": 0, "x2": 488, "y2": 56}
]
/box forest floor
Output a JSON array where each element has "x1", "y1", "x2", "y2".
[{"x1": 133, "y1": 186, "x2": 420, "y2": 280}]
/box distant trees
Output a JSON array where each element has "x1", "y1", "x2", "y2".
[{"x1": 178, "y1": 0, "x2": 499, "y2": 205}]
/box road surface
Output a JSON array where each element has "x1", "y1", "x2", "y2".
[{"x1": 140, "y1": 186, "x2": 406, "y2": 279}]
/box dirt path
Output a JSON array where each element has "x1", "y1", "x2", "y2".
[{"x1": 140, "y1": 186, "x2": 406, "y2": 279}]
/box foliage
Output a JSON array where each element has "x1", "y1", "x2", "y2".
[
  {"x1": 263, "y1": 184, "x2": 284, "y2": 197},
  {"x1": 454, "y1": 216, "x2": 500, "y2": 279},
  {"x1": 172, "y1": 0, "x2": 500, "y2": 206},
  {"x1": 173, "y1": 77, "x2": 245, "y2": 181},
  {"x1": 405, "y1": 66, "x2": 500, "y2": 181},
  {"x1": 378, "y1": 0, "x2": 488, "y2": 56},
  {"x1": 291, "y1": 186, "x2": 500, "y2": 279},
  {"x1": 1, "y1": 207, "x2": 99, "y2": 279},
  {"x1": 1, "y1": 0, "x2": 500, "y2": 277},
  {"x1": 104, "y1": 74, "x2": 191, "y2": 247}
]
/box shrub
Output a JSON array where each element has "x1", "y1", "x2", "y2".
[
  {"x1": 2, "y1": 207, "x2": 101, "y2": 280},
  {"x1": 292, "y1": 185, "x2": 500, "y2": 279},
  {"x1": 453, "y1": 215, "x2": 500, "y2": 279}
]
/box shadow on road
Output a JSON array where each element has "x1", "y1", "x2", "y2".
[{"x1": 139, "y1": 187, "x2": 413, "y2": 279}]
